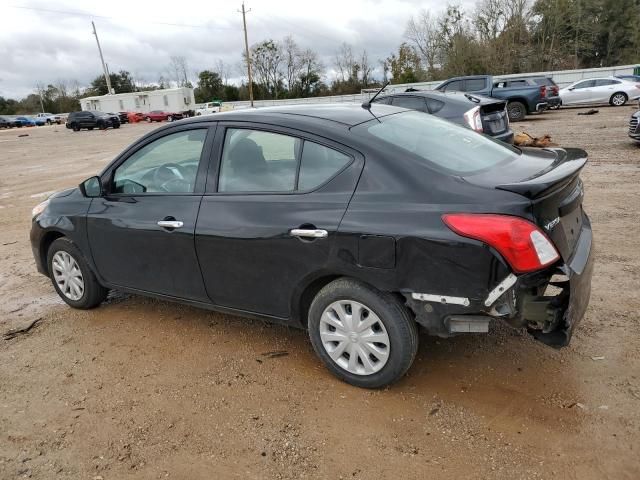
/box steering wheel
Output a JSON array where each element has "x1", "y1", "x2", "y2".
[{"x1": 153, "y1": 163, "x2": 189, "y2": 192}]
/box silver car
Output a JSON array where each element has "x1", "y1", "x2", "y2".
[{"x1": 559, "y1": 77, "x2": 640, "y2": 107}]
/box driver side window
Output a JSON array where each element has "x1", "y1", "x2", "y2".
[{"x1": 113, "y1": 129, "x2": 207, "y2": 194}]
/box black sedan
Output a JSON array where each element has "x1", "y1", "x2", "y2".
[
  {"x1": 30, "y1": 104, "x2": 593, "y2": 388},
  {"x1": 372, "y1": 90, "x2": 514, "y2": 143}
]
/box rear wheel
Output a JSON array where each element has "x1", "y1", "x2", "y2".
[
  {"x1": 308, "y1": 278, "x2": 418, "y2": 388},
  {"x1": 610, "y1": 92, "x2": 627, "y2": 106},
  {"x1": 47, "y1": 238, "x2": 107, "y2": 309},
  {"x1": 507, "y1": 101, "x2": 527, "y2": 121}
]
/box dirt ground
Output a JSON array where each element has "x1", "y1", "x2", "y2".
[{"x1": 1, "y1": 106, "x2": 639, "y2": 480}]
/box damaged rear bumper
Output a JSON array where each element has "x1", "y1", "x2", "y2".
[{"x1": 404, "y1": 216, "x2": 594, "y2": 348}]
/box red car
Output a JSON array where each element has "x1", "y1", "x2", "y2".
[
  {"x1": 127, "y1": 112, "x2": 145, "y2": 123},
  {"x1": 145, "y1": 110, "x2": 184, "y2": 122}
]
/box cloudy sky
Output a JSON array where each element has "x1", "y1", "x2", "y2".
[{"x1": 0, "y1": 0, "x2": 473, "y2": 99}]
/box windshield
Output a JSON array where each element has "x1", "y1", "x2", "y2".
[{"x1": 352, "y1": 111, "x2": 520, "y2": 175}]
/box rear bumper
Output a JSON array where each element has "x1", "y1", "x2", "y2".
[
  {"x1": 492, "y1": 129, "x2": 514, "y2": 144},
  {"x1": 535, "y1": 102, "x2": 549, "y2": 112},
  {"x1": 546, "y1": 97, "x2": 561, "y2": 107}
]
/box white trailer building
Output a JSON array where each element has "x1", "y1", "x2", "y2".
[{"x1": 80, "y1": 87, "x2": 195, "y2": 114}]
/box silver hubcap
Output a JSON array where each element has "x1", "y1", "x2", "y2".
[
  {"x1": 52, "y1": 251, "x2": 84, "y2": 301},
  {"x1": 319, "y1": 300, "x2": 390, "y2": 376},
  {"x1": 613, "y1": 94, "x2": 625, "y2": 105}
]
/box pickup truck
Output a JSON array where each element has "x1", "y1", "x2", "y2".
[
  {"x1": 435, "y1": 75, "x2": 548, "y2": 121},
  {"x1": 195, "y1": 101, "x2": 222, "y2": 116},
  {"x1": 35, "y1": 113, "x2": 63, "y2": 125}
]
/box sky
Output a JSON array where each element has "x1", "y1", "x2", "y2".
[{"x1": 0, "y1": 0, "x2": 473, "y2": 99}]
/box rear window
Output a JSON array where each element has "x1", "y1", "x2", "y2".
[{"x1": 352, "y1": 111, "x2": 519, "y2": 175}]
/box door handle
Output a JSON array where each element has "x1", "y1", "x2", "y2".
[
  {"x1": 157, "y1": 220, "x2": 184, "y2": 229},
  {"x1": 290, "y1": 228, "x2": 328, "y2": 239}
]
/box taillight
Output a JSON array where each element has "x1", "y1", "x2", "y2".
[
  {"x1": 442, "y1": 214, "x2": 560, "y2": 273},
  {"x1": 553, "y1": 86, "x2": 559, "y2": 95},
  {"x1": 540, "y1": 85, "x2": 547, "y2": 98},
  {"x1": 463, "y1": 106, "x2": 483, "y2": 132}
]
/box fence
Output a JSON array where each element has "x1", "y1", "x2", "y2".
[{"x1": 212, "y1": 64, "x2": 639, "y2": 110}]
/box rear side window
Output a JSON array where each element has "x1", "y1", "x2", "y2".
[
  {"x1": 391, "y1": 96, "x2": 427, "y2": 112},
  {"x1": 219, "y1": 129, "x2": 299, "y2": 192},
  {"x1": 218, "y1": 128, "x2": 352, "y2": 193},
  {"x1": 298, "y1": 142, "x2": 351, "y2": 190},
  {"x1": 353, "y1": 111, "x2": 519, "y2": 175},
  {"x1": 574, "y1": 80, "x2": 595, "y2": 89},
  {"x1": 426, "y1": 98, "x2": 445, "y2": 113},
  {"x1": 464, "y1": 78, "x2": 486, "y2": 91},
  {"x1": 594, "y1": 79, "x2": 619, "y2": 86}
]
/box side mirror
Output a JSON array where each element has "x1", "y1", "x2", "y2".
[
  {"x1": 79, "y1": 176, "x2": 102, "y2": 198},
  {"x1": 568, "y1": 87, "x2": 575, "y2": 91}
]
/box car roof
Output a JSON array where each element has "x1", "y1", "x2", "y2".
[
  {"x1": 377, "y1": 90, "x2": 503, "y2": 106},
  {"x1": 179, "y1": 103, "x2": 407, "y2": 127}
]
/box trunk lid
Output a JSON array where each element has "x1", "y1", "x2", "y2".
[
  {"x1": 479, "y1": 101, "x2": 509, "y2": 135},
  {"x1": 466, "y1": 147, "x2": 588, "y2": 261}
]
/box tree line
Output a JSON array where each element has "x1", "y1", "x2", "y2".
[{"x1": 1, "y1": 0, "x2": 638, "y2": 114}]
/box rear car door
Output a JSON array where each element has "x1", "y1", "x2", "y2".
[
  {"x1": 195, "y1": 124, "x2": 363, "y2": 318},
  {"x1": 86, "y1": 124, "x2": 215, "y2": 301},
  {"x1": 593, "y1": 79, "x2": 618, "y2": 102}
]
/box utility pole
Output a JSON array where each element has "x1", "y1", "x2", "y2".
[
  {"x1": 239, "y1": 3, "x2": 254, "y2": 107},
  {"x1": 92, "y1": 21, "x2": 113, "y2": 95}
]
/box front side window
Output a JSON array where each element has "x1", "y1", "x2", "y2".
[
  {"x1": 353, "y1": 111, "x2": 519, "y2": 175},
  {"x1": 113, "y1": 129, "x2": 207, "y2": 194},
  {"x1": 464, "y1": 78, "x2": 486, "y2": 91},
  {"x1": 441, "y1": 80, "x2": 463, "y2": 91}
]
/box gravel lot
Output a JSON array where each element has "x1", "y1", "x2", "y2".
[{"x1": 1, "y1": 106, "x2": 639, "y2": 479}]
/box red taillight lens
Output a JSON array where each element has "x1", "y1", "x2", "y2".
[
  {"x1": 540, "y1": 85, "x2": 547, "y2": 98},
  {"x1": 553, "y1": 86, "x2": 559, "y2": 95},
  {"x1": 442, "y1": 214, "x2": 560, "y2": 273}
]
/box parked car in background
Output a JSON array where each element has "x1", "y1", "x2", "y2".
[
  {"x1": 559, "y1": 77, "x2": 640, "y2": 106},
  {"x1": 616, "y1": 75, "x2": 640, "y2": 83},
  {"x1": 629, "y1": 110, "x2": 640, "y2": 143},
  {"x1": 107, "y1": 112, "x2": 128, "y2": 124},
  {"x1": 36, "y1": 113, "x2": 63, "y2": 125},
  {"x1": 0, "y1": 116, "x2": 13, "y2": 128},
  {"x1": 127, "y1": 112, "x2": 145, "y2": 123},
  {"x1": 372, "y1": 90, "x2": 513, "y2": 143},
  {"x1": 498, "y1": 77, "x2": 561, "y2": 110},
  {"x1": 435, "y1": 75, "x2": 548, "y2": 121},
  {"x1": 66, "y1": 111, "x2": 120, "y2": 131},
  {"x1": 145, "y1": 110, "x2": 184, "y2": 122},
  {"x1": 195, "y1": 101, "x2": 222, "y2": 116},
  {"x1": 31, "y1": 104, "x2": 593, "y2": 388},
  {"x1": 15, "y1": 116, "x2": 37, "y2": 127}
]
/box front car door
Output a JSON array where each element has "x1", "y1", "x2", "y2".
[
  {"x1": 195, "y1": 123, "x2": 364, "y2": 319},
  {"x1": 86, "y1": 123, "x2": 216, "y2": 301},
  {"x1": 564, "y1": 80, "x2": 596, "y2": 104}
]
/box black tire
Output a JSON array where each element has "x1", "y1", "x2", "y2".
[
  {"x1": 46, "y1": 238, "x2": 108, "y2": 309},
  {"x1": 72, "y1": 123, "x2": 80, "y2": 132},
  {"x1": 609, "y1": 92, "x2": 627, "y2": 106},
  {"x1": 308, "y1": 278, "x2": 418, "y2": 388},
  {"x1": 46, "y1": 119, "x2": 51, "y2": 125},
  {"x1": 88, "y1": 126, "x2": 94, "y2": 131},
  {"x1": 507, "y1": 101, "x2": 527, "y2": 121},
  {"x1": 113, "y1": 123, "x2": 120, "y2": 129}
]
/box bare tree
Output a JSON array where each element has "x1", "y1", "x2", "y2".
[
  {"x1": 282, "y1": 36, "x2": 303, "y2": 93},
  {"x1": 405, "y1": 10, "x2": 441, "y2": 76},
  {"x1": 169, "y1": 56, "x2": 190, "y2": 87},
  {"x1": 249, "y1": 40, "x2": 284, "y2": 98},
  {"x1": 334, "y1": 43, "x2": 356, "y2": 82},
  {"x1": 359, "y1": 50, "x2": 373, "y2": 87},
  {"x1": 214, "y1": 59, "x2": 231, "y2": 85}
]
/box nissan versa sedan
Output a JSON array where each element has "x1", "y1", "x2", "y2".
[{"x1": 30, "y1": 104, "x2": 594, "y2": 388}]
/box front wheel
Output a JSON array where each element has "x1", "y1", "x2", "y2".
[
  {"x1": 47, "y1": 238, "x2": 108, "y2": 309},
  {"x1": 308, "y1": 278, "x2": 419, "y2": 388},
  {"x1": 610, "y1": 92, "x2": 627, "y2": 106},
  {"x1": 72, "y1": 123, "x2": 80, "y2": 132},
  {"x1": 146, "y1": 117, "x2": 152, "y2": 122},
  {"x1": 507, "y1": 101, "x2": 527, "y2": 121}
]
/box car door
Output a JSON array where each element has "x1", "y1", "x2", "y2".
[
  {"x1": 593, "y1": 79, "x2": 618, "y2": 102},
  {"x1": 86, "y1": 123, "x2": 216, "y2": 301},
  {"x1": 195, "y1": 124, "x2": 364, "y2": 318},
  {"x1": 564, "y1": 80, "x2": 595, "y2": 104}
]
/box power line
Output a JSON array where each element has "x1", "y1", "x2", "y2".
[{"x1": 9, "y1": 4, "x2": 236, "y2": 30}]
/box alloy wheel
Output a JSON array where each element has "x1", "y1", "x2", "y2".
[
  {"x1": 319, "y1": 300, "x2": 390, "y2": 375},
  {"x1": 51, "y1": 251, "x2": 85, "y2": 301},
  {"x1": 612, "y1": 93, "x2": 626, "y2": 106}
]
